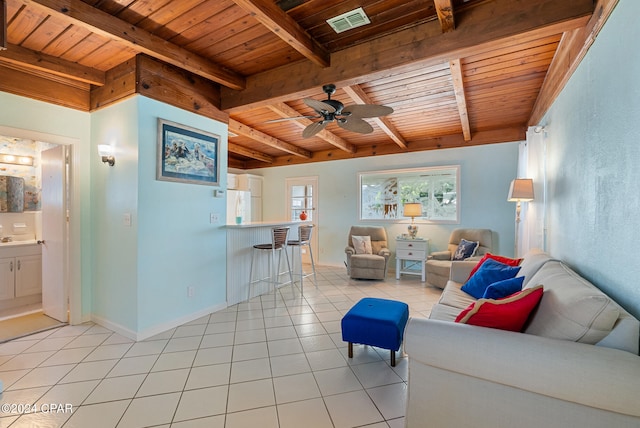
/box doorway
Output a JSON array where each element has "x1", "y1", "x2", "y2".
[
  {"x1": 286, "y1": 176, "x2": 319, "y2": 264},
  {"x1": 0, "y1": 126, "x2": 80, "y2": 336}
]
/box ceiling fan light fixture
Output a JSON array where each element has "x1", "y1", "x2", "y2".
[{"x1": 326, "y1": 7, "x2": 371, "y2": 34}]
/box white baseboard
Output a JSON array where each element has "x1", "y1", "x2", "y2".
[{"x1": 91, "y1": 303, "x2": 228, "y2": 342}]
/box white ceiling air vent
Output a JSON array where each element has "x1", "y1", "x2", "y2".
[{"x1": 326, "y1": 7, "x2": 371, "y2": 34}]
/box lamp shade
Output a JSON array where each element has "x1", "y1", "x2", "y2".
[
  {"x1": 403, "y1": 202, "x2": 422, "y2": 218},
  {"x1": 507, "y1": 179, "x2": 534, "y2": 201}
]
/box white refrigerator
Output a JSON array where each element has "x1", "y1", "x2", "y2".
[{"x1": 227, "y1": 190, "x2": 251, "y2": 225}]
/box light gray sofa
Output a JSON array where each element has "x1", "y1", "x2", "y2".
[
  {"x1": 405, "y1": 248, "x2": 640, "y2": 428},
  {"x1": 345, "y1": 226, "x2": 390, "y2": 280},
  {"x1": 425, "y1": 228, "x2": 493, "y2": 289}
]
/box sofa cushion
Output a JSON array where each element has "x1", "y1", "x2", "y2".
[
  {"x1": 467, "y1": 253, "x2": 523, "y2": 280},
  {"x1": 461, "y1": 259, "x2": 521, "y2": 299},
  {"x1": 523, "y1": 261, "x2": 620, "y2": 344},
  {"x1": 483, "y1": 276, "x2": 524, "y2": 300},
  {"x1": 455, "y1": 285, "x2": 544, "y2": 332},
  {"x1": 452, "y1": 238, "x2": 479, "y2": 260},
  {"x1": 352, "y1": 235, "x2": 372, "y2": 254}
]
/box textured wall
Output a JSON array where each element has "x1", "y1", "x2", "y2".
[{"x1": 543, "y1": 0, "x2": 640, "y2": 317}]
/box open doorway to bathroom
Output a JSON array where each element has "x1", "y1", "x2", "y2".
[{"x1": 0, "y1": 129, "x2": 74, "y2": 342}]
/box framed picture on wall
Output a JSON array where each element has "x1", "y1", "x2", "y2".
[{"x1": 157, "y1": 119, "x2": 220, "y2": 186}]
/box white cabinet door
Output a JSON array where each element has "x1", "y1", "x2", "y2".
[
  {"x1": 0, "y1": 257, "x2": 14, "y2": 301},
  {"x1": 15, "y1": 255, "x2": 43, "y2": 298}
]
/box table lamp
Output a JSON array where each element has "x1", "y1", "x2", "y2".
[{"x1": 403, "y1": 202, "x2": 422, "y2": 239}]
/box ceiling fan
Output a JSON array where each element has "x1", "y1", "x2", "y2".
[{"x1": 267, "y1": 84, "x2": 393, "y2": 138}]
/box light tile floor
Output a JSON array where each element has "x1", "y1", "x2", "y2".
[{"x1": 0, "y1": 266, "x2": 442, "y2": 428}]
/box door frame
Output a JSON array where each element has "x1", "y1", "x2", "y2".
[
  {"x1": 0, "y1": 125, "x2": 81, "y2": 325},
  {"x1": 285, "y1": 176, "x2": 319, "y2": 263}
]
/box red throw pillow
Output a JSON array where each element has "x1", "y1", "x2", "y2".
[
  {"x1": 467, "y1": 253, "x2": 523, "y2": 281},
  {"x1": 455, "y1": 285, "x2": 544, "y2": 332}
]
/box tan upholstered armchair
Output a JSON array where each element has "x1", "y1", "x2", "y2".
[
  {"x1": 425, "y1": 228, "x2": 493, "y2": 288},
  {"x1": 345, "y1": 226, "x2": 391, "y2": 280}
]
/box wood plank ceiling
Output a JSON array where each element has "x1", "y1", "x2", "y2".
[{"x1": 0, "y1": 0, "x2": 610, "y2": 170}]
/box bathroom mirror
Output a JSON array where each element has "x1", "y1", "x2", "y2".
[{"x1": 0, "y1": 176, "x2": 25, "y2": 212}]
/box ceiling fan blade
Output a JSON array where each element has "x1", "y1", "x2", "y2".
[
  {"x1": 304, "y1": 98, "x2": 336, "y2": 114},
  {"x1": 342, "y1": 104, "x2": 393, "y2": 118},
  {"x1": 265, "y1": 115, "x2": 320, "y2": 123},
  {"x1": 302, "y1": 121, "x2": 328, "y2": 138},
  {"x1": 338, "y1": 117, "x2": 374, "y2": 134}
]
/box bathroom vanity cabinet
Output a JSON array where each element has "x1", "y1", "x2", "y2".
[{"x1": 0, "y1": 243, "x2": 42, "y2": 301}]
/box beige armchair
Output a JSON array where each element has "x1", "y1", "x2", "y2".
[
  {"x1": 425, "y1": 228, "x2": 493, "y2": 288},
  {"x1": 345, "y1": 226, "x2": 391, "y2": 280}
]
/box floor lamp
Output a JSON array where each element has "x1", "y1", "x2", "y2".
[{"x1": 508, "y1": 178, "x2": 534, "y2": 257}]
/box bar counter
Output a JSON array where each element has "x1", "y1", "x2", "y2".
[{"x1": 226, "y1": 221, "x2": 310, "y2": 305}]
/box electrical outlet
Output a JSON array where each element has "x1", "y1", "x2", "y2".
[
  {"x1": 187, "y1": 286, "x2": 194, "y2": 297},
  {"x1": 210, "y1": 212, "x2": 220, "y2": 224}
]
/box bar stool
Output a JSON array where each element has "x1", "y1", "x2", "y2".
[
  {"x1": 287, "y1": 224, "x2": 318, "y2": 296},
  {"x1": 248, "y1": 227, "x2": 294, "y2": 300}
]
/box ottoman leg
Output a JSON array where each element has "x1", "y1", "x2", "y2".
[
  {"x1": 348, "y1": 342, "x2": 353, "y2": 358},
  {"x1": 390, "y1": 350, "x2": 396, "y2": 367}
]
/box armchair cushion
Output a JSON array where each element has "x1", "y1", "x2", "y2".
[
  {"x1": 352, "y1": 235, "x2": 372, "y2": 254},
  {"x1": 453, "y1": 238, "x2": 479, "y2": 260},
  {"x1": 345, "y1": 226, "x2": 390, "y2": 280}
]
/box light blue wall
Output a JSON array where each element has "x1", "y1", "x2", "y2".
[
  {"x1": 0, "y1": 92, "x2": 93, "y2": 320},
  {"x1": 91, "y1": 96, "x2": 228, "y2": 334},
  {"x1": 541, "y1": 0, "x2": 640, "y2": 318},
  {"x1": 136, "y1": 97, "x2": 228, "y2": 331},
  {"x1": 254, "y1": 142, "x2": 520, "y2": 266}
]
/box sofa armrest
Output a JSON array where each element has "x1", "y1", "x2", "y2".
[
  {"x1": 378, "y1": 248, "x2": 390, "y2": 258},
  {"x1": 449, "y1": 260, "x2": 478, "y2": 283},
  {"x1": 405, "y1": 318, "x2": 640, "y2": 417},
  {"x1": 429, "y1": 251, "x2": 451, "y2": 260},
  {"x1": 345, "y1": 246, "x2": 355, "y2": 255}
]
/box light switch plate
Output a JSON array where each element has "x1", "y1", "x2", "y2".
[{"x1": 123, "y1": 213, "x2": 132, "y2": 226}]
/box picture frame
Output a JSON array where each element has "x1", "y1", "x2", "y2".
[{"x1": 156, "y1": 119, "x2": 220, "y2": 186}]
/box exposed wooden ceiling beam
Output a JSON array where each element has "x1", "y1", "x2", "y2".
[
  {"x1": 23, "y1": 0, "x2": 245, "y2": 90},
  {"x1": 228, "y1": 118, "x2": 312, "y2": 158},
  {"x1": 0, "y1": 43, "x2": 105, "y2": 85},
  {"x1": 242, "y1": 126, "x2": 526, "y2": 169},
  {"x1": 231, "y1": 0, "x2": 329, "y2": 67},
  {"x1": 266, "y1": 102, "x2": 356, "y2": 153},
  {"x1": 448, "y1": 59, "x2": 471, "y2": 141},
  {"x1": 342, "y1": 85, "x2": 407, "y2": 149},
  {"x1": 434, "y1": 0, "x2": 455, "y2": 33},
  {"x1": 222, "y1": 0, "x2": 593, "y2": 112},
  {"x1": 529, "y1": 0, "x2": 619, "y2": 125},
  {"x1": 228, "y1": 142, "x2": 274, "y2": 164}
]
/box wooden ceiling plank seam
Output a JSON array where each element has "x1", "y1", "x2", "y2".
[
  {"x1": 434, "y1": 0, "x2": 455, "y2": 33},
  {"x1": 342, "y1": 84, "x2": 407, "y2": 149},
  {"x1": 221, "y1": 0, "x2": 594, "y2": 112},
  {"x1": 266, "y1": 102, "x2": 356, "y2": 153},
  {"x1": 7, "y1": 3, "x2": 47, "y2": 45},
  {"x1": 22, "y1": 0, "x2": 246, "y2": 90},
  {"x1": 160, "y1": 2, "x2": 234, "y2": 43},
  {"x1": 228, "y1": 141, "x2": 274, "y2": 163},
  {"x1": 1, "y1": 0, "x2": 6, "y2": 50},
  {"x1": 529, "y1": 0, "x2": 619, "y2": 125},
  {"x1": 0, "y1": 41, "x2": 105, "y2": 85},
  {"x1": 230, "y1": 0, "x2": 330, "y2": 67},
  {"x1": 448, "y1": 59, "x2": 471, "y2": 141},
  {"x1": 228, "y1": 118, "x2": 312, "y2": 158}
]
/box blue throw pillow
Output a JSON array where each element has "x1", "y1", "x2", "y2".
[
  {"x1": 482, "y1": 276, "x2": 525, "y2": 300},
  {"x1": 453, "y1": 238, "x2": 479, "y2": 261},
  {"x1": 461, "y1": 259, "x2": 522, "y2": 299}
]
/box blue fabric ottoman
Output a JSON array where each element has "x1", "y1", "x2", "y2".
[{"x1": 341, "y1": 297, "x2": 409, "y2": 366}]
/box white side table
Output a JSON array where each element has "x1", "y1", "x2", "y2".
[{"x1": 395, "y1": 238, "x2": 429, "y2": 282}]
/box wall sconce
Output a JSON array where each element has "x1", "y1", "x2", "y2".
[
  {"x1": 403, "y1": 202, "x2": 422, "y2": 239},
  {"x1": 97, "y1": 145, "x2": 115, "y2": 166},
  {"x1": 0, "y1": 153, "x2": 34, "y2": 166}
]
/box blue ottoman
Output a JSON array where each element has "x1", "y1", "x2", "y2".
[{"x1": 341, "y1": 297, "x2": 409, "y2": 366}]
